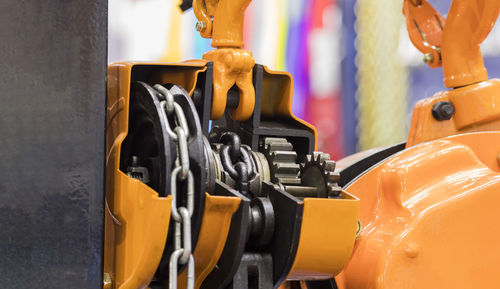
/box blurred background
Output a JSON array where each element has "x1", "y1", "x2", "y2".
[{"x1": 109, "y1": 0, "x2": 500, "y2": 160}]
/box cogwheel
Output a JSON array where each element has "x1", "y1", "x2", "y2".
[
  {"x1": 300, "y1": 152, "x2": 342, "y2": 198},
  {"x1": 262, "y1": 137, "x2": 301, "y2": 186}
]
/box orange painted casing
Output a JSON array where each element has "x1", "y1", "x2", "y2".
[
  {"x1": 106, "y1": 61, "x2": 239, "y2": 289},
  {"x1": 287, "y1": 193, "x2": 359, "y2": 281},
  {"x1": 407, "y1": 79, "x2": 500, "y2": 147},
  {"x1": 337, "y1": 132, "x2": 500, "y2": 289},
  {"x1": 178, "y1": 194, "x2": 240, "y2": 289},
  {"x1": 261, "y1": 66, "x2": 318, "y2": 149}
]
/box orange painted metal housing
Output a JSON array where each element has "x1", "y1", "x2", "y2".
[
  {"x1": 178, "y1": 194, "x2": 239, "y2": 289},
  {"x1": 339, "y1": 1, "x2": 500, "y2": 287},
  {"x1": 287, "y1": 194, "x2": 359, "y2": 280},
  {"x1": 105, "y1": 61, "x2": 240, "y2": 289},
  {"x1": 337, "y1": 132, "x2": 500, "y2": 289},
  {"x1": 261, "y1": 66, "x2": 318, "y2": 147},
  {"x1": 405, "y1": 0, "x2": 500, "y2": 146},
  {"x1": 407, "y1": 79, "x2": 500, "y2": 147},
  {"x1": 105, "y1": 61, "x2": 321, "y2": 288}
]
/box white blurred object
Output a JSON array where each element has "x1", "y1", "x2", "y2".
[
  {"x1": 108, "y1": 0, "x2": 196, "y2": 63},
  {"x1": 308, "y1": 4, "x2": 343, "y2": 98}
]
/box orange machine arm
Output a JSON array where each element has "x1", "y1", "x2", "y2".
[
  {"x1": 404, "y1": 0, "x2": 500, "y2": 88},
  {"x1": 441, "y1": 0, "x2": 500, "y2": 88}
]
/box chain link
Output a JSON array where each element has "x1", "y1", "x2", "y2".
[
  {"x1": 155, "y1": 84, "x2": 195, "y2": 289},
  {"x1": 219, "y1": 132, "x2": 256, "y2": 197}
]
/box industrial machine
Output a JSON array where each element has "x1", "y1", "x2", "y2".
[{"x1": 102, "y1": 0, "x2": 500, "y2": 288}]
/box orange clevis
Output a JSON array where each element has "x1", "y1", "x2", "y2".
[{"x1": 193, "y1": 0, "x2": 256, "y2": 121}]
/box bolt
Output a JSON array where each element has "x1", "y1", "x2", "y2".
[
  {"x1": 423, "y1": 53, "x2": 434, "y2": 64},
  {"x1": 196, "y1": 21, "x2": 206, "y2": 32},
  {"x1": 432, "y1": 101, "x2": 455, "y2": 121}
]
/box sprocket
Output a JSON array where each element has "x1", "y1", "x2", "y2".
[{"x1": 300, "y1": 152, "x2": 342, "y2": 198}]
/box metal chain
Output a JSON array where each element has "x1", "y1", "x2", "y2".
[
  {"x1": 219, "y1": 132, "x2": 256, "y2": 197},
  {"x1": 154, "y1": 84, "x2": 195, "y2": 289}
]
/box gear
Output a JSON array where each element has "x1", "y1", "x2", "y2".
[
  {"x1": 300, "y1": 152, "x2": 342, "y2": 198},
  {"x1": 262, "y1": 137, "x2": 301, "y2": 186}
]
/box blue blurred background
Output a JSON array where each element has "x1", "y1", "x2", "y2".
[{"x1": 109, "y1": 0, "x2": 500, "y2": 159}]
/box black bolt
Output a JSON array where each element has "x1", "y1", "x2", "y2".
[{"x1": 432, "y1": 101, "x2": 455, "y2": 121}]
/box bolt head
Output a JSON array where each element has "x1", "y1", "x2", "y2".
[
  {"x1": 432, "y1": 101, "x2": 455, "y2": 121},
  {"x1": 196, "y1": 21, "x2": 206, "y2": 32},
  {"x1": 423, "y1": 53, "x2": 434, "y2": 64}
]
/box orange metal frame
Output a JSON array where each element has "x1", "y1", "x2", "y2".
[
  {"x1": 404, "y1": 0, "x2": 500, "y2": 146},
  {"x1": 338, "y1": 1, "x2": 500, "y2": 288},
  {"x1": 105, "y1": 62, "x2": 241, "y2": 289},
  {"x1": 338, "y1": 132, "x2": 500, "y2": 289}
]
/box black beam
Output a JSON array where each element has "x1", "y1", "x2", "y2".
[{"x1": 0, "y1": 1, "x2": 107, "y2": 288}]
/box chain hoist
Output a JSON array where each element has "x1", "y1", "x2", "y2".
[{"x1": 154, "y1": 84, "x2": 195, "y2": 289}]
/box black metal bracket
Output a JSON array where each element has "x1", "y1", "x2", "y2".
[
  {"x1": 227, "y1": 253, "x2": 273, "y2": 289},
  {"x1": 211, "y1": 64, "x2": 315, "y2": 161},
  {"x1": 202, "y1": 180, "x2": 251, "y2": 289}
]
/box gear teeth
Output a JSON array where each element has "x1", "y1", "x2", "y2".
[
  {"x1": 312, "y1": 151, "x2": 330, "y2": 163},
  {"x1": 274, "y1": 162, "x2": 300, "y2": 175},
  {"x1": 301, "y1": 151, "x2": 342, "y2": 198},
  {"x1": 312, "y1": 152, "x2": 322, "y2": 162},
  {"x1": 277, "y1": 177, "x2": 302, "y2": 185},
  {"x1": 264, "y1": 138, "x2": 294, "y2": 152},
  {"x1": 323, "y1": 160, "x2": 336, "y2": 171},
  {"x1": 268, "y1": 142, "x2": 293, "y2": 152},
  {"x1": 263, "y1": 137, "x2": 301, "y2": 186},
  {"x1": 271, "y1": 151, "x2": 298, "y2": 162},
  {"x1": 325, "y1": 171, "x2": 340, "y2": 183}
]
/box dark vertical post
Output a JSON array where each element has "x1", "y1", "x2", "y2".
[{"x1": 0, "y1": 1, "x2": 107, "y2": 288}]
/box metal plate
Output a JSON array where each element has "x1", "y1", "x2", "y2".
[{"x1": 0, "y1": 1, "x2": 106, "y2": 288}]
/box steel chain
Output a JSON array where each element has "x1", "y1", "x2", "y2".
[
  {"x1": 219, "y1": 132, "x2": 256, "y2": 197},
  {"x1": 154, "y1": 84, "x2": 195, "y2": 289}
]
